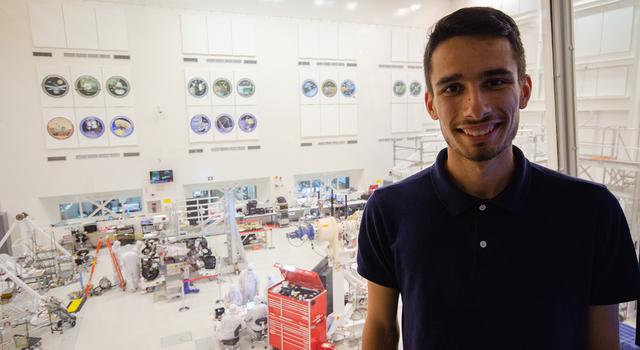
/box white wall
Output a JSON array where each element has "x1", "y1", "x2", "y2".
[{"x1": 0, "y1": 0, "x2": 448, "y2": 226}]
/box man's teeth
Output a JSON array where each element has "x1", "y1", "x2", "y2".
[{"x1": 462, "y1": 125, "x2": 495, "y2": 136}]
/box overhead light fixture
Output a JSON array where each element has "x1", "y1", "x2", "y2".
[
  {"x1": 409, "y1": 3, "x2": 421, "y2": 11},
  {"x1": 314, "y1": 0, "x2": 335, "y2": 6},
  {"x1": 346, "y1": 1, "x2": 357, "y2": 10},
  {"x1": 395, "y1": 7, "x2": 409, "y2": 16}
]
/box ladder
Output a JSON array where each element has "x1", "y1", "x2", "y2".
[{"x1": 83, "y1": 238, "x2": 126, "y2": 298}]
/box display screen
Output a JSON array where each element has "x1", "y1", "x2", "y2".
[{"x1": 150, "y1": 170, "x2": 174, "y2": 184}]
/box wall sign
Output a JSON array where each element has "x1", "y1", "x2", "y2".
[
  {"x1": 79, "y1": 116, "x2": 105, "y2": 139},
  {"x1": 190, "y1": 114, "x2": 212, "y2": 135},
  {"x1": 106, "y1": 76, "x2": 130, "y2": 98},
  {"x1": 42, "y1": 75, "x2": 69, "y2": 98},
  {"x1": 238, "y1": 113, "x2": 257, "y2": 133},
  {"x1": 110, "y1": 116, "x2": 135, "y2": 138},
  {"x1": 187, "y1": 77, "x2": 208, "y2": 98},
  {"x1": 302, "y1": 79, "x2": 318, "y2": 97},
  {"x1": 409, "y1": 81, "x2": 422, "y2": 96},
  {"x1": 322, "y1": 80, "x2": 337, "y2": 97},
  {"x1": 340, "y1": 80, "x2": 356, "y2": 97},
  {"x1": 215, "y1": 114, "x2": 235, "y2": 133},
  {"x1": 236, "y1": 78, "x2": 255, "y2": 98},
  {"x1": 213, "y1": 78, "x2": 232, "y2": 98},
  {"x1": 393, "y1": 80, "x2": 406, "y2": 97},
  {"x1": 47, "y1": 117, "x2": 74, "y2": 140},
  {"x1": 75, "y1": 75, "x2": 101, "y2": 97}
]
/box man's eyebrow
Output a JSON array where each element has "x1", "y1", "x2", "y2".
[
  {"x1": 435, "y1": 69, "x2": 515, "y2": 87},
  {"x1": 435, "y1": 74, "x2": 462, "y2": 87},
  {"x1": 481, "y1": 68, "x2": 514, "y2": 78}
]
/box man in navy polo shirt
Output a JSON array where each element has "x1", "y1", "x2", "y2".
[{"x1": 357, "y1": 7, "x2": 640, "y2": 350}]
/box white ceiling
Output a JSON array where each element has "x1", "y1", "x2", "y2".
[{"x1": 93, "y1": 0, "x2": 452, "y2": 27}]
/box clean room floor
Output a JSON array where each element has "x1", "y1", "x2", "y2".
[
  {"x1": 27, "y1": 226, "x2": 363, "y2": 350},
  {"x1": 11, "y1": 227, "x2": 639, "y2": 350}
]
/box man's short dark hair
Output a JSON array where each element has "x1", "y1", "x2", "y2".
[{"x1": 423, "y1": 7, "x2": 526, "y2": 93}]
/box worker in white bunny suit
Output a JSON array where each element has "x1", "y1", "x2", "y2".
[
  {"x1": 238, "y1": 264, "x2": 259, "y2": 305},
  {"x1": 119, "y1": 241, "x2": 142, "y2": 292}
]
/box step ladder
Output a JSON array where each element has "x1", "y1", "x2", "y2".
[{"x1": 83, "y1": 238, "x2": 126, "y2": 298}]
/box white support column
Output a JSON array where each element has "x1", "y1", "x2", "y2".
[
  {"x1": 630, "y1": 5, "x2": 640, "y2": 161},
  {"x1": 539, "y1": 0, "x2": 560, "y2": 170},
  {"x1": 332, "y1": 269, "x2": 345, "y2": 317},
  {"x1": 225, "y1": 189, "x2": 247, "y2": 270},
  {"x1": 0, "y1": 220, "x2": 19, "y2": 253},
  {"x1": 549, "y1": 0, "x2": 579, "y2": 176}
]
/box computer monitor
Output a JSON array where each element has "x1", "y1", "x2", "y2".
[{"x1": 150, "y1": 170, "x2": 173, "y2": 184}]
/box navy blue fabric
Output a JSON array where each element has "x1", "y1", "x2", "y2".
[{"x1": 357, "y1": 146, "x2": 640, "y2": 350}]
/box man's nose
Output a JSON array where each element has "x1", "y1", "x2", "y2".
[{"x1": 463, "y1": 86, "x2": 491, "y2": 120}]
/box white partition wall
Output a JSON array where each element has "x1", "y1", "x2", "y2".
[
  {"x1": 207, "y1": 15, "x2": 233, "y2": 55},
  {"x1": 63, "y1": 3, "x2": 99, "y2": 49},
  {"x1": 28, "y1": 1, "x2": 66, "y2": 48},
  {"x1": 95, "y1": 5, "x2": 129, "y2": 51},
  {"x1": 181, "y1": 13, "x2": 208, "y2": 54}
]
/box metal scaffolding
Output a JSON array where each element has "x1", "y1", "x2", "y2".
[
  {"x1": 577, "y1": 126, "x2": 640, "y2": 242},
  {"x1": 390, "y1": 125, "x2": 548, "y2": 182},
  {"x1": 165, "y1": 189, "x2": 248, "y2": 275}
]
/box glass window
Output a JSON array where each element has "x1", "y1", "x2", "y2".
[
  {"x1": 311, "y1": 179, "x2": 324, "y2": 192},
  {"x1": 572, "y1": 2, "x2": 639, "y2": 323},
  {"x1": 81, "y1": 201, "x2": 101, "y2": 217},
  {"x1": 233, "y1": 186, "x2": 257, "y2": 201},
  {"x1": 296, "y1": 179, "x2": 326, "y2": 195},
  {"x1": 210, "y1": 189, "x2": 224, "y2": 201},
  {"x1": 246, "y1": 186, "x2": 257, "y2": 200},
  {"x1": 104, "y1": 199, "x2": 123, "y2": 214},
  {"x1": 234, "y1": 187, "x2": 246, "y2": 201},
  {"x1": 57, "y1": 192, "x2": 143, "y2": 224},
  {"x1": 331, "y1": 176, "x2": 350, "y2": 190},
  {"x1": 59, "y1": 202, "x2": 81, "y2": 221},
  {"x1": 122, "y1": 197, "x2": 142, "y2": 213},
  {"x1": 297, "y1": 180, "x2": 311, "y2": 194},
  {"x1": 192, "y1": 190, "x2": 209, "y2": 198}
]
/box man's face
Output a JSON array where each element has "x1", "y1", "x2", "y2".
[{"x1": 426, "y1": 36, "x2": 532, "y2": 162}]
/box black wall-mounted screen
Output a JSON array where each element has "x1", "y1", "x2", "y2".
[{"x1": 150, "y1": 170, "x2": 173, "y2": 184}]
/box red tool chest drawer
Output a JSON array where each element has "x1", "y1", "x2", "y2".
[{"x1": 268, "y1": 263, "x2": 327, "y2": 350}]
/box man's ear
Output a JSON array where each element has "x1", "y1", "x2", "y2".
[
  {"x1": 426, "y1": 91, "x2": 438, "y2": 121},
  {"x1": 519, "y1": 74, "x2": 533, "y2": 109}
]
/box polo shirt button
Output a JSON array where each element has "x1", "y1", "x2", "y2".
[
  {"x1": 480, "y1": 240, "x2": 487, "y2": 248},
  {"x1": 479, "y1": 204, "x2": 487, "y2": 211}
]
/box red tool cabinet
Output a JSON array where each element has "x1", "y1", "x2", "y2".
[{"x1": 268, "y1": 263, "x2": 327, "y2": 350}]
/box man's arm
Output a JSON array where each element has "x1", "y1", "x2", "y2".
[
  {"x1": 362, "y1": 281, "x2": 400, "y2": 350},
  {"x1": 586, "y1": 304, "x2": 619, "y2": 350}
]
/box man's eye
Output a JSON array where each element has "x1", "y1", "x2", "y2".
[
  {"x1": 487, "y1": 79, "x2": 507, "y2": 88},
  {"x1": 443, "y1": 84, "x2": 462, "y2": 94}
]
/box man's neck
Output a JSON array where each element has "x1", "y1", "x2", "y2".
[{"x1": 445, "y1": 146, "x2": 516, "y2": 199}]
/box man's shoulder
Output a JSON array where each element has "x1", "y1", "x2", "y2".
[
  {"x1": 373, "y1": 167, "x2": 434, "y2": 202},
  {"x1": 529, "y1": 162, "x2": 612, "y2": 200}
]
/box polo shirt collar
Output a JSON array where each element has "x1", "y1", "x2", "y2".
[{"x1": 431, "y1": 145, "x2": 531, "y2": 216}]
